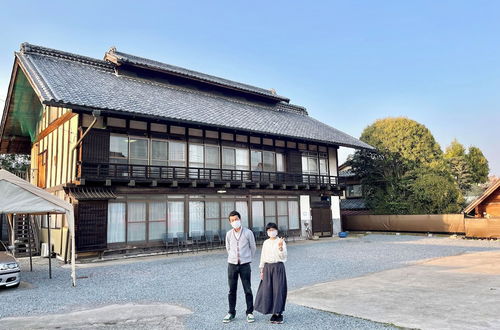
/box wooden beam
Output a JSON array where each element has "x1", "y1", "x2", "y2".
[{"x1": 34, "y1": 112, "x2": 76, "y2": 143}]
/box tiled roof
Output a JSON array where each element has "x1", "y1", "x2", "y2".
[
  {"x1": 106, "y1": 48, "x2": 290, "y2": 102},
  {"x1": 340, "y1": 198, "x2": 368, "y2": 210},
  {"x1": 339, "y1": 169, "x2": 356, "y2": 177},
  {"x1": 14, "y1": 43, "x2": 375, "y2": 150}
]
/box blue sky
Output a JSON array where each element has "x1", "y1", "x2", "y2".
[{"x1": 0, "y1": 1, "x2": 499, "y2": 175}]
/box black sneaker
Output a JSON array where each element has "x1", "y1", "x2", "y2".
[
  {"x1": 270, "y1": 314, "x2": 278, "y2": 323},
  {"x1": 275, "y1": 314, "x2": 284, "y2": 324}
]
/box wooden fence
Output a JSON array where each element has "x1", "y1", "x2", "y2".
[{"x1": 343, "y1": 214, "x2": 500, "y2": 238}]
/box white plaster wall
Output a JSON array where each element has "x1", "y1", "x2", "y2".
[
  {"x1": 328, "y1": 147, "x2": 338, "y2": 176},
  {"x1": 331, "y1": 196, "x2": 342, "y2": 234},
  {"x1": 300, "y1": 195, "x2": 311, "y2": 238}
]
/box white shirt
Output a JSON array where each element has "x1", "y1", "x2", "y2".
[{"x1": 259, "y1": 238, "x2": 287, "y2": 269}]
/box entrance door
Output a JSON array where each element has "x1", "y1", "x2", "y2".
[
  {"x1": 37, "y1": 151, "x2": 47, "y2": 188},
  {"x1": 311, "y1": 207, "x2": 332, "y2": 237}
]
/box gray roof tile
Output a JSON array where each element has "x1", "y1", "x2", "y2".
[{"x1": 15, "y1": 43, "x2": 375, "y2": 150}]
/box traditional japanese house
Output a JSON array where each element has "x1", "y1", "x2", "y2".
[
  {"x1": 0, "y1": 43, "x2": 374, "y2": 258},
  {"x1": 338, "y1": 162, "x2": 371, "y2": 217}
]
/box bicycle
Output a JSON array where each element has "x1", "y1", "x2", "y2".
[{"x1": 304, "y1": 222, "x2": 313, "y2": 240}]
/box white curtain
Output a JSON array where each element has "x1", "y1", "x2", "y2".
[
  {"x1": 277, "y1": 200, "x2": 288, "y2": 229},
  {"x1": 236, "y1": 149, "x2": 249, "y2": 170},
  {"x1": 189, "y1": 201, "x2": 205, "y2": 235},
  {"x1": 265, "y1": 200, "x2": 276, "y2": 223},
  {"x1": 127, "y1": 202, "x2": 146, "y2": 242},
  {"x1": 149, "y1": 201, "x2": 167, "y2": 241},
  {"x1": 168, "y1": 201, "x2": 184, "y2": 234},
  {"x1": 252, "y1": 201, "x2": 264, "y2": 229},
  {"x1": 236, "y1": 201, "x2": 249, "y2": 228},
  {"x1": 108, "y1": 203, "x2": 126, "y2": 243},
  {"x1": 206, "y1": 201, "x2": 220, "y2": 232},
  {"x1": 221, "y1": 201, "x2": 234, "y2": 231},
  {"x1": 169, "y1": 142, "x2": 186, "y2": 167},
  {"x1": 288, "y1": 201, "x2": 300, "y2": 229}
]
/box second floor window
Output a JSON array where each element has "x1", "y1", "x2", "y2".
[
  {"x1": 109, "y1": 134, "x2": 285, "y2": 172},
  {"x1": 223, "y1": 147, "x2": 249, "y2": 170},
  {"x1": 302, "y1": 152, "x2": 328, "y2": 175},
  {"x1": 110, "y1": 135, "x2": 129, "y2": 164},
  {"x1": 251, "y1": 150, "x2": 285, "y2": 172}
]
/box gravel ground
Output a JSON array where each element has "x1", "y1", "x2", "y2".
[{"x1": 2, "y1": 234, "x2": 500, "y2": 329}]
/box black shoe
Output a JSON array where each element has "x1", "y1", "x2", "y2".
[
  {"x1": 275, "y1": 314, "x2": 284, "y2": 324},
  {"x1": 270, "y1": 314, "x2": 278, "y2": 323}
]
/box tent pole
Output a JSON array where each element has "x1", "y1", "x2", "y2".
[
  {"x1": 47, "y1": 213, "x2": 52, "y2": 279},
  {"x1": 28, "y1": 215, "x2": 33, "y2": 272}
]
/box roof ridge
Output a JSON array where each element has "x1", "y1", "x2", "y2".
[
  {"x1": 106, "y1": 48, "x2": 290, "y2": 102},
  {"x1": 20, "y1": 42, "x2": 113, "y2": 69}
]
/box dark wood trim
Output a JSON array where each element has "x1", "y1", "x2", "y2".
[{"x1": 0, "y1": 61, "x2": 20, "y2": 140}]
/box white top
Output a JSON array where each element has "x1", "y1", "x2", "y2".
[{"x1": 259, "y1": 238, "x2": 287, "y2": 269}]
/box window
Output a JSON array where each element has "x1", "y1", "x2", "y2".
[
  {"x1": 319, "y1": 158, "x2": 328, "y2": 175},
  {"x1": 346, "y1": 184, "x2": 363, "y2": 198},
  {"x1": 205, "y1": 145, "x2": 220, "y2": 168},
  {"x1": 222, "y1": 148, "x2": 236, "y2": 169},
  {"x1": 236, "y1": 149, "x2": 249, "y2": 171},
  {"x1": 235, "y1": 200, "x2": 249, "y2": 228},
  {"x1": 276, "y1": 153, "x2": 285, "y2": 172},
  {"x1": 263, "y1": 151, "x2": 275, "y2": 171},
  {"x1": 168, "y1": 201, "x2": 184, "y2": 234},
  {"x1": 169, "y1": 141, "x2": 186, "y2": 167},
  {"x1": 251, "y1": 201, "x2": 264, "y2": 229},
  {"x1": 251, "y1": 150, "x2": 263, "y2": 171},
  {"x1": 221, "y1": 201, "x2": 235, "y2": 231},
  {"x1": 288, "y1": 201, "x2": 300, "y2": 229},
  {"x1": 189, "y1": 144, "x2": 204, "y2": 168},
  {"x1": 151, "y1": 140, "x2": 168, "y2": 166},
  {"x1": 129, "y1": 137, "x2": 149, "y2": 165},
  {"x1": 189, "y1": 201, "x2": 205, "y2": 235},
  {"x1": 149, "y1": 201, "x2": 166, "y2": 241},
  {"x1": 265, "y1": 200, "x2": 276, "y2": 223},
  {"x1": 110, "y1": 135, "x2": 128, "y2": 164},
  {"x1": 206, "y1": 201, "x2": 220, "y2": 233},
  {"x1": 127, "y1": 202, "x2": 147, "y2": 242},
  {"x1": 277, "y1": 200, "x2": 288, "y2": 229}
]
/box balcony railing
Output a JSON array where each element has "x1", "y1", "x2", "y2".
[{"x1": 78, "y1": 163, "x2": 340, "y2": 186}]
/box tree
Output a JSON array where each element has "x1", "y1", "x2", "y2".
[
  {"x1": 407, "y1": 170, "x2": 463, "y2": 214},
  {"x1": 0, "y1": 154, "x2": 30, "y2": 172},
  {"x1": 466, "y1": 146, "x2": 489, "y2": 184},
  {"x1": 360, "y1": 117, "x2": 444, "y2": 169},
  {"x1": 350, "y1": 117, "x2": 463, "y2": 214},
  {"x1": 444, "y1": 139, "x2": 473, "y2": 193}
]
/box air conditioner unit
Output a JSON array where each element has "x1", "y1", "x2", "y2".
[{"x1": 41, "y1": 243, "x2": 50, "y2": 257}]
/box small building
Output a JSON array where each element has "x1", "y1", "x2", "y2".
[
  {"x1": 0, "y1": 43, "x2": 373, "y2": 258},
  {"x1": 338, "y1": 162, "x2": 371, "y2": 216},
  {"x1": 464, "y1": 179, "x2": 500, "y2": 218}
]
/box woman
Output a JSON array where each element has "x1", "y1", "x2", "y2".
[{"x1": 254, "y1": 222, "x2": 288, "y2": 324}]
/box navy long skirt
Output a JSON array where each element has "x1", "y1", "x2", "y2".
[{"x1": 254, "y1": 262, "x2": 287, "y2": 315}]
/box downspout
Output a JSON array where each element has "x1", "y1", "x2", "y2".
[{"x1": 71, "y1": 110, "x2": 101, "y2": 153}]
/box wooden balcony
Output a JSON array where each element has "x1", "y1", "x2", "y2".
[{"x1": 77, "y1": 162, "x2": 344, "y2": 191}]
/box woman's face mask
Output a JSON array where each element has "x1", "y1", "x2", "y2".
[
  {"x1": 267, "y1": 229, "x2": 278, "y2": 238},
  {"x1": 231, "y1": 220, "x2": 241, "y2": 229}
]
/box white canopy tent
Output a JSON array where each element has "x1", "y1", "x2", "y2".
[{"x1": 0, "y1": 169, "x2": 76, "y2": 286}]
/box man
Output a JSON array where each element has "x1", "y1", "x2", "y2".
[{"x1": 223, "y1": 210, "x2": 257, "y2": 323}]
